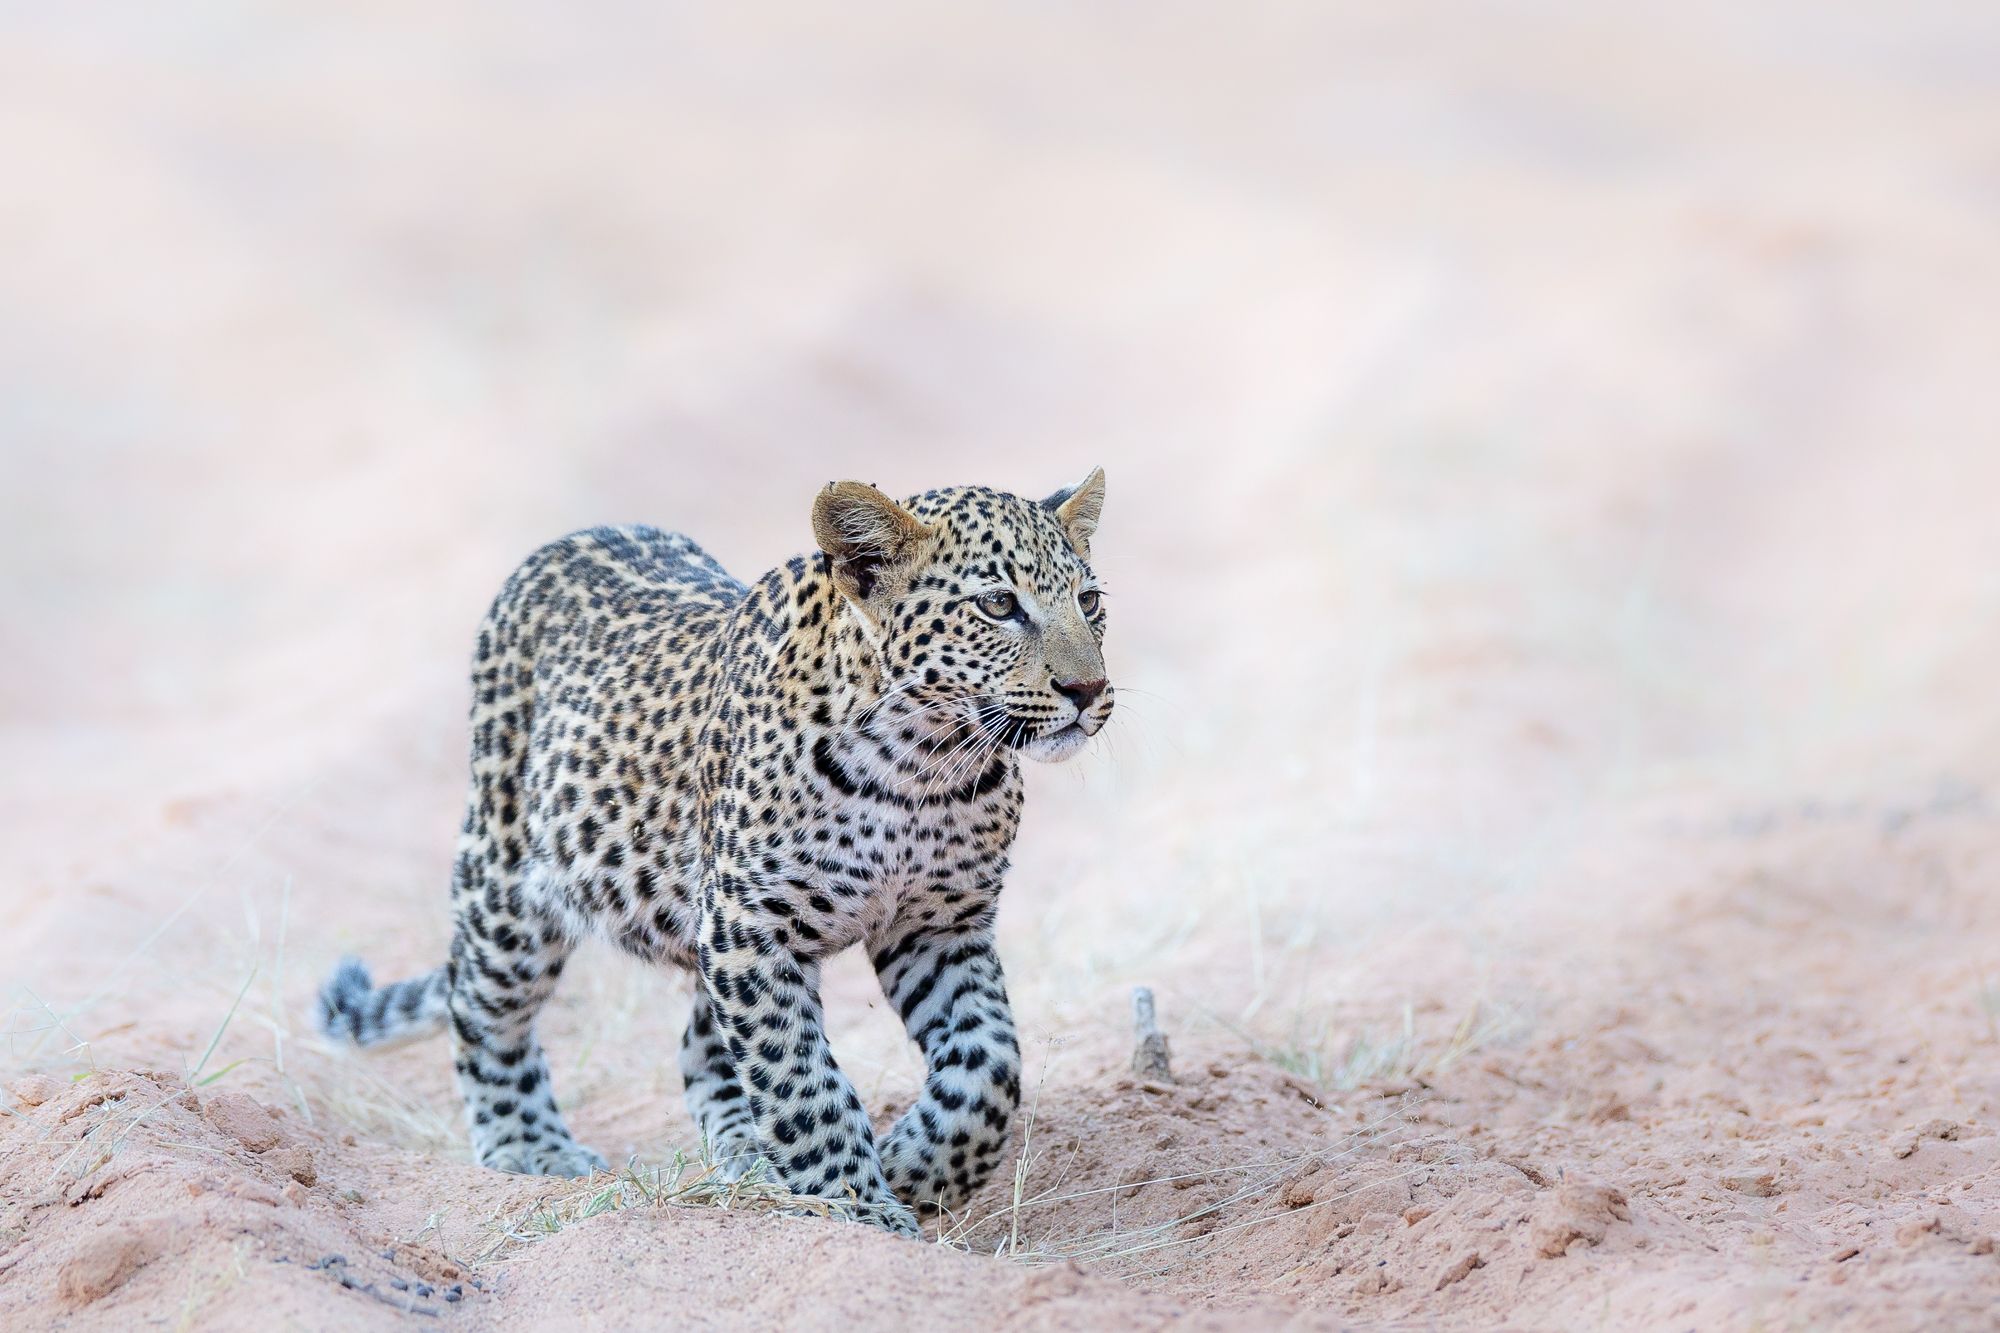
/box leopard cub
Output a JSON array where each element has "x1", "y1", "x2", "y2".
[{"x1": 318, "y1": 470, "x2": 1113, "y2": 1233}]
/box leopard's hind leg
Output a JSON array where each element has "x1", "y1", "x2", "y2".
[
  {"x1": 447, "y1": 854, "x2": 605, "y2": 1178},
  {"x1": 679, "y1": 983, "x2": 765, "y2": 1180}
]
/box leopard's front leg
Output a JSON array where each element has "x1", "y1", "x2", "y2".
[
  {"x1": 870, "y1": 921, "x2": 1023, "y2": 1211},
  {"x1": 696, "y1": 881, "x2": 917, "y2": 1236}
]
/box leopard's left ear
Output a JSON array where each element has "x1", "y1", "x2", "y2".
[
  {"x1": 1041, "y1": 466, "x2": 1105, "y2": 559},
  {"x1": 812, "y1": 480, "x2": 936, "y2": 605}
]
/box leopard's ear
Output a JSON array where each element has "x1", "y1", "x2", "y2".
[
  {"x1": 1041, "y1": 466, "x2": 1105, "y2": 559},
  {"x1": 812, "y1": 481, "x2": 935, "y2": 605}
]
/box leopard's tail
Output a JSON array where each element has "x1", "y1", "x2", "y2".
[{"x1": 316, "y1": 957, "x2": 449, "y2": 1048}]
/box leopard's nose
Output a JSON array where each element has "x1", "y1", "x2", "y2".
[{"x1": 1053, "y1": 676, "x2": 1108, "y2": 709}]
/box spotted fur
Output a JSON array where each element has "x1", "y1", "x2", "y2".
[{"x1": 318, "y1": 471, "x2": 1113, "y2": 1233}]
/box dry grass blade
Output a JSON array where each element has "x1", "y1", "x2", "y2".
[
  {"x1": 1201, "y1": 999, "x2": 1519, "y2": 1092},
  {"x1": 474, "y1": 1152, "x2": 875, "y2": 1262},
  {"x1": 189, "y1": 965, "x2": 258, "y2": 1084},
  {"x1": 1004, "y1": 1043, "x2": 1057, "y2": 1256}
]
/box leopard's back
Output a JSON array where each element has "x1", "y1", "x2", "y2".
[{"x1": 461, "y1": 526, "x2": 745, "y2": 957}]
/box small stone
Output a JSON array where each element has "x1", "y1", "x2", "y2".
[
  {"x1": 1896, "y1": 1215, "x2": 1940, "y2": 1247},
  {"x1": 1719, "y1": 1169, "x2": 1780, "y2": 1197},
  {"x1": 1435, "y1": 1251, "x2": 1484, "y2": 1290},
  {"x1": 1531, "y1": 1180, "x2": 1630, "y2": 1258},
  {"x1": 1892, "y1": 1119, "x2": 1964, "y2": 1159},
  {"x1": 265, "y1": 1145, "x2": 317, "y2": 1186},
  {"x1": 226, "y1": 1177, "x2": 285, "y2": 1208},
  {"x1": 9, "y1": 1074, "x2": 63, "y2": 1108},
  {"x1": 205, "y1": 1093, "x2": 281, "y2": 1152},
  {"x1": 57, "y1": 1225, "x2": 158, "y2": 1306},
  {"x1": 1585, "y1": 1092, "x2": 1631, "y2": 1124},
  {"x1": 1279, "y1": 1172, "x2": 1321, "y2": 1208}
]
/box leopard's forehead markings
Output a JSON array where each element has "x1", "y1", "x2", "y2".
[{"x1": 905, "y1": 485, "x2": 1085, "y2": 588}]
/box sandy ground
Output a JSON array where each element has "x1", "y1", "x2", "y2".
[{"x1": 5, "y1": 2, "x2": 2000, "y2": 1328}]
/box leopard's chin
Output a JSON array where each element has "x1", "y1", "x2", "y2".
[{"x1": 1019, "y1": 722, "x2": 1092, "y2": 764}]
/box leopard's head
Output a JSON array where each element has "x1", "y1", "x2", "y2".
[{"x1": 813, "y1": 469, "x2": 1112, "y2": 763}]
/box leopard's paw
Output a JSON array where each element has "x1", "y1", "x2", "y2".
[
  {"x1": 702, "y1": 1130, "x2": 771, "y2": 1184},
  {"x1": 841, "y1": 1193, "x2": 921, "y2": 1238},
  {"x1": 482, "y1": 1138, "x2": 609, "y2": 1178}
]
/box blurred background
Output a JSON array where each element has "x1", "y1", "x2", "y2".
[{"x1": 2, "y1": 4, "x2": 1999, "y2": 1308}]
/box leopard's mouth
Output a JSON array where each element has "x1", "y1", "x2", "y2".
[
  {"x1": 975, "y1": 698, "x2": 1105, "y2": 759},
  {"x1": 991, "y1": 713, "x2": 1095, "y2": 745},
  {"x1": 1013, "y1": 718, "x2": 1096, "y2": 764}
]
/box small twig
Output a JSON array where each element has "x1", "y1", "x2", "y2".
[{"x1": 1131, "y1": 988, "x2": 1174, "y2": 1082}]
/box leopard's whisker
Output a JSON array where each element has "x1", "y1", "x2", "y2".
[
  {"x1": 918, "y1": 710, "x2": 1009, "y2": 805},
  {"x1": 826, "y1": 670, "x2": 931, "y2": 751},
  {"x1": 928, "y1": 716, "x2": 1008, "y2": 800},
  {"x1": 903, "y1": 698, "x2": 1001, "y2": 787},
  {"x1": 873, "y1": 704, "x2": 972, "y2": 774}
]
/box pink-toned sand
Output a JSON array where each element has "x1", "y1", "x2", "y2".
[{"x1": 4, "y1": 3, "x2": 1999, "y2": 1329}]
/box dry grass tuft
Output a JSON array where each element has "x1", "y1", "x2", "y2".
[
  {"x1": 1212, "y1": 998, "x2": 1521, "y2": 1092},
  {"x1": 474, "y1": 1152, "x2": 870, "y2": 1260}
]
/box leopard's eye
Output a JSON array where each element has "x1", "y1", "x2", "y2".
[
  {"x1": 975, "y1": 589, "x2": 1019, "y2": 620},
  {"x1": 1077, "y1": 588, "x2": 1102, "y2": 616}
]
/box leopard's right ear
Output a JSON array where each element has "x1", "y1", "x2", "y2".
[
  {"x1": 1041, "y1": 465, "x2": 1105, "y2": 560},
  {"x1": 812, "y1": 481, "x2": 935, "y2": 605}
]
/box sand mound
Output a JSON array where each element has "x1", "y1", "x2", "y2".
[
  {"x1": 2, "y1": 1071, "x2": 489, "y2": 1326},
  {"x1": 0, "y1": 1069, "x2": 1295, "y2": 1328}
]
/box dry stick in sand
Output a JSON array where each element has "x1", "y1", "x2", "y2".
[{"x1": 1131, "y1": 987, "x2": 1174, "y2": 1083}]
